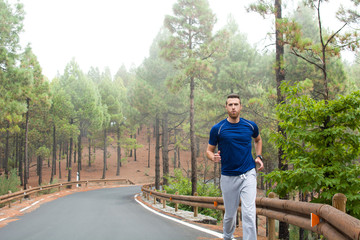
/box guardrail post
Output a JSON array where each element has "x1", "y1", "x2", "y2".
[
  {"x1": 162, "y1": 190, "x2": 166, "y2": 208},
  {"x1": 7, "y1": 191, "x2": 12, "y2": 208},
  {"x1": 175, "y1": 191, "x2": 179, "y2": 212},
  {"x1": 28, "y1": 186, "x2": 32, "y2": 199},
  {"x1": 268, "y1": 192, "x2": 276, "y2": 240},
  {"x1": 332, "y1": 193, "x2": 347, "y2": 212},
  {"x1": 194, "y1": 192, "x2": 198, "y2": 217}
]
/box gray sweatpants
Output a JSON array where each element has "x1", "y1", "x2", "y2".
[{"x1": 220, "y1": 168, "x2": 257, "y2": 240}]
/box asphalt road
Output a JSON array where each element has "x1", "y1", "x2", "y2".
[{"x1": 0, "y1": 186, "x2": 221, "y2": 240}]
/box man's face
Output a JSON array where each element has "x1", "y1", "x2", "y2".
[{"x1": 226, "y1": 97, "x2": 242, "y2": 119}]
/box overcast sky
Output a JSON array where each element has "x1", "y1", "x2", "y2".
[{"x1": 13, "y1": 0, "x2": 352, "y2": 80}]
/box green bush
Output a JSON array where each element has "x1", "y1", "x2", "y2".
[
  {"x1": 39, "y1": 178, "x2": 59, "y2": 195},
  {"x1": 0, "y1": 169, "x2": 20, "y2": 196},
  {"x1": 163, "y1": 169, "x2": 223, "y2": 221}
]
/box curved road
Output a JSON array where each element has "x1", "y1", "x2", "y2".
[{"x1": 0, "y1": 186, "x2": 221, "y2": 240}]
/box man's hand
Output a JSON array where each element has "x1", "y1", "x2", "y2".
[
  {"x1": 213, "y1": 150, "x2": 221, "y2": 163},
  {"x1": 255, "y1": 157, "x2": 264, "y2": 171},
  {"x1": 206, "y1": 144, "x2": 221, "y2": 163}
]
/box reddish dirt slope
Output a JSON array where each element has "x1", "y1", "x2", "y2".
[{"x1": 27, "y1": 127, "x2": 209, "y2": 187}]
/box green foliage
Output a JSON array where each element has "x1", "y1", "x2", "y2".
[
  {"x1": 0, "y1": 0, "x2": 28, "y2": 133},
  {"x1": 289, "y1": 225, "x2": 317, "y2": 240},
  {"x1": 36, "y1": 146, "x2": 50, "y2": 159},
  {"x1": 163, "y1": 169, "x2": 222, "y2": 221},
  {"x1": 266, "y1": 82, "x2": 360, "y2": 218},
  {"x1": 60, "y1": 59, "x2": 104, "y2": 132},
  {"x1": 0, "y1": 169, "x2": 20, "y2": 196},
  {"x1": 40, "y1": 178, "x2": 59, "y2": 195}
]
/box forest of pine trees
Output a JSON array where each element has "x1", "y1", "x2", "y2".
[{"x1": 1, "y1": 0, "x2": 360, "y2": 223}]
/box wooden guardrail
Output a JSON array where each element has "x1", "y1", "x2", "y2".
[
  {"x1": 141, "y1": 184, "x2": 360, "y2": 240},
  {"x1": 0, "y1": 178, "x2": 134, "y2": 207}
]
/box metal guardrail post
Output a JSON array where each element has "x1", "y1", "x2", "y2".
[{"x1": 268, "y1": 192, "x2": 276, "y2": 240}]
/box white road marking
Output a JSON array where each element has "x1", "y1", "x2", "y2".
[
  {"x1": 134, "y1": 194, "x2": 223, "y2": 238},
  {"x1": 20, "y1": 199, "x2": 44, "y2": 212}
]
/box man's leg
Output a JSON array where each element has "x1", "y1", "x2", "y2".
[
  {"x1": 240, "y1": 169, "x2": 257, "y2": 240},
  {"x1": 221, "y1": 175, "x2": 241, "y2": 240}
]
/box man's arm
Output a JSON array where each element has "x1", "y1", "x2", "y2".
[
  {"x1": 254, "y1": 134, "x2": 264, "y2": 171},
  {"x1": 206, "y1": 144, "x2": 221, "y2": 163}
]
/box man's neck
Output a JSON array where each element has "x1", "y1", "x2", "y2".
[{"x1": 227, "y1": 116, "x2": 240, "y2": 124}]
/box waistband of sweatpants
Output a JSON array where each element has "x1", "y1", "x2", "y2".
[{"x1": 221, "y1": 168, "x2": 256, "y2": 178}]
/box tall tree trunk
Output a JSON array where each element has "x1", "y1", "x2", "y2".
[
  {"x1": 12, "y1": 136, "x2": 16, "y2": 168},
  {"x1": 15, "y1": 134, "x2": 19, "y2": 169},
  {"x1": 4, "y1": 120, "x2": 10, "y2": 176},
  {"x1": 177, "y1": 146, "x2": 181, "y2": 168},
  {"x1": 147, "y1": 126, "x2": 151, "y2": 168},
  {"x1": 59, "y1": 142, "x2": 62, "y2": 179},
  {"x1": 317, "y1": 0, "x2": 329, "y2": 102},
  {"x1": 88, "y1": 138, "x2": 91, "y2": 167},
  {"x1": 196, "y1": 136, "x2": 200, "y2": 158},
  {"x1": 74, "y1": 142, "x2": 77, "y2": 163},
  {"x1": 93, "y1": 141, "x2": 96, "y2": 166},
  {"x1": 38, "y1": 156, "x2": 42, "y2": 186},
  {"x1": 24, "y1": 98, "x2": 30, "y2": 190},
  {"x1": 50, "y1": 125, "x2": 56, "y2": 183},
  {"x1": 19, "y1": 133, "x2": 24, "y2": 186},
  {"x1": 102, "y1": 127, "x2": 107, "y2": 179},
  {"x1": 155, "y1": 115, "x2": 160, "y2": 190},
  {"x1": 77, "y1": 134, "x2": 82, "y2": 180},
  {"x1": 66, "y1": 141, "x2": 69, "y2": 168},
  {"x1": 275, "y1": 0, "x2": 289, "y2": 239},
  {"x1": 116, "y1": 125, "x2": 121, "y2": 176},
  {"x1": 190, "y1": 76, "x2": 197, "y2": 195},
  {"x1": 173, "y1": 128, "x2": 177, "y2": 169},
  {"x1": 37, "y1": 155, "x2": 40, "y2": 176},
  {"x1": 134, "y1": 134, "x2": 137, "y2": 161},
  {"x1": 129, "y1": 135, "x2": 133, "y2": 157},
  {"x1": 162, "y1": 113, "x2": 169, "y2": 186},
  {"x1": 68, "y1": 119, "x2": 73, "y2": 182},
  {"x1": 299, "y1": 191, "x2": 305, "y2": 240}
]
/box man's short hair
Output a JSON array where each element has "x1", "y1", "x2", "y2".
[{"x1": 226, "y1": 93, "x2": 241, "y2": 104}]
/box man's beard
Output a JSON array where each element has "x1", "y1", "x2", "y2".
[{"x1": 229, "y1": 112, "x2": 239, "y2": 119}]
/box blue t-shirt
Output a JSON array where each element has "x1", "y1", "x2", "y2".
[{"x1": 208, "y1": 118, "x2": 259, "y2": 176}]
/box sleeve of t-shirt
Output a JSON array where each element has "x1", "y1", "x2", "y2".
[
  {"x1": 252, "y1": 122, "x2": 259, "y2": 138},
  {"x1": 208, "y1": 125, "x2": 218, "y2": 146}
]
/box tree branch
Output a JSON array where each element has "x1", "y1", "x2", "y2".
[
  {"x1": 290, "y1": 49, "x2": 324, "y2": 71},
  {"x1": 325, "y1": 22, "x2": 348, "y2": 49}
]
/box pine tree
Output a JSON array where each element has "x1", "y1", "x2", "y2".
[{"x1": 161, "y1": 0, "x2": 228, "y2": 195}]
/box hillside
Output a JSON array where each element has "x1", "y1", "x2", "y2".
[{"x1": 27, "y1": 127, "x2": 210, "y2": 188}]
